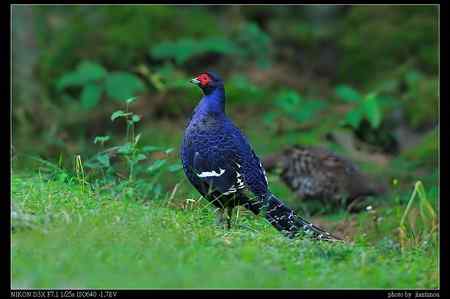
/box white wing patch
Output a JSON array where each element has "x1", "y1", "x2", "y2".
[
  {"x1": 235, "y1": 172, "x2": 245, "y2": 189},
  {"x1": 259, "y1": 162, "x2": 268, "y2": 184},
  {"x1": 222, "y1": 188, "x2": 237, "y2": 195},
  {"x1": 197, "y1": 168, "x2": 226, "y2": 178},
  {"x1": 222, "y1": 171, "x2": 246, "y2": 196}
]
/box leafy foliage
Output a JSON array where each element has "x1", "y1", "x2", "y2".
[
  {"x1": 149, "y1": 21, "x2": 272, "y2": 69},
  {"x1": 264, "y1": 89, "x2": 326, "y2": 127},
  {"x1": 234, "y1": 22, "x2": 272, "y2": 68},
  {"x1": 80, "y1": 83, "x2": 103, "y2": 109},
  {"x1": 150, "y1": 37, "x2": 239, "y2": 65},
  {"x1": 226, "y1": 74, "x2": 266, "y2": 104},
  {"x1": 335, "y1": 85, "x2": 383, "y2": 130},
  {"x1": 334, "y1": 85, "x2": 360, "y2": 103},
  {"x1": 104, "y1": 72, "x2": 146, "y2": 101},
  {"x1": 338, "y1": 6, "x2": 438, "y2": 85},
  {"x1": 57, "y1": 61, "x2": 146, "y2": 109},
  {"x1": 402, "y1": 70, "x2": 438, "y2": 129},
  {"x1": 82, "y1": 98, "x2": 182, "y2": 200},
  {"x1": 14, "y1": 6, "x2": 438, "y2": 166},
  {"x1": 56, "y1": 61, "x2": 107, "y2": 90}
]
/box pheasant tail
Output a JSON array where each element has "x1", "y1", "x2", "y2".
[{"x1": 263, "y1": 193, "x2": 343, "y2": 242}]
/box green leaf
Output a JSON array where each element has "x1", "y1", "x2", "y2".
[
  {"x1": 165, "y1": 148, "x2": 174, "y2": 154},
  {"x1": 276, "y1": 90, "x2": 302, "y2": 111},
  {"x1": 147, "y1": 159, "x2": 167, "y2": 173},
  {"x1": 363, "y1": 93, "x2": 382, "y2": 128},
  {"x1": 85, "y1": 152, "x2": 111, "y2": 169},
  {"x1": 335, "y1": 85, "x2": 361, "y2": 102},
  {"x1": 344, "y1": 109, "x2": 364, "y2": 129},
  {"x1": 56, "y1": 61, "x2": 107, "y2": 90},
  {"x1": 105, "y1": 72, "x2": 146, "y2": 101},
  {"x1": 110, "y1": 110, "x2": 131, "y2": 121},
  {"x1": 262, "y1": 111, "x2": 279, "y2": 126},
  {"x1": 141, "y1": 146, "x2": 164, "y2": 153},
  {"x1": 56, "y1": 71, "x2": 85, "y2": 90},
  {"x1": 168, "y1": 163, "x2": 183, "y2": 172},
  {"x1": 117, "y1": 143, "x2": 133, "y2": 155},
  {"x1": 150, "y1": 38, "x2": 196, "y2": 65},
  {"x1": 228, "y1": 74, "x2": 262, "y2": 97},
  {"x1": 131, "y1": 115, "x2": 141, "y2": 123},
  {"x1": 96, "y1": 154, "x2": 110, "y2": 168},
  {"x1": 201, "y1": 37, "x2": 239, "y2": 54},
  {"x1": 275, "y1": 90, "x2": 303, "y2": 120},
  {"x1": 93, "y1": 136, "x2": 111, "y2": 144},
  {"x1": 77, "y1": 61, "x2": 107, "y2": 81},
  {"x1": 80, "y1": 84, "x2": 103, "y2": 109},
  {"x1": 291, "y1": 100, "x2": 325, "y2": 123},
  {"x1": 274, "y1": 89, "x2": 325, "y2": 124},
  {"x1": 150, "y1": 37, "x2": 238, "y2": 65},
  {"x1": 135, "y1": 154, "x2": 147, "y2": 161},
  {"x1": 126, "y1": 97, "x2": 138, "y2": 104},
  {"x1": 134, "y1": 133, "x2": 142, "y2": 145}
]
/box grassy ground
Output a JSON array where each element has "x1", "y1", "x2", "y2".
[{"x1": 11, "y1": 171, "x2": 438, "y2": 289}]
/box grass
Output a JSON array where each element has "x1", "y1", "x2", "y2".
[{"x1": 11, "y1": 172, "x2": 439, "y2": 289}]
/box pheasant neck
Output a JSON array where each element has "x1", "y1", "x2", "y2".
[{"x1": 196, "y1": 86, "x2": 226, "y2": 116}]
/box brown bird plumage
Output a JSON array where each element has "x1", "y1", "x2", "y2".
[{"x1": 262, "y1": 145, "x2": 387, "y2": 212}]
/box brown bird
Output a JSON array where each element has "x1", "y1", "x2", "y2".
[{"x1": 262, "y1": 145, "x2": 387, "y2": 212}]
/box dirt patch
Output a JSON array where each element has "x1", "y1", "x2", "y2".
[{"x1": 312, "y1": 216, "x2": 360, "y2": 242}]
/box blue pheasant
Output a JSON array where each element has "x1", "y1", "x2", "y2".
[{"x1": 181, "y1": 72, "x2": 342, "y2": 241}]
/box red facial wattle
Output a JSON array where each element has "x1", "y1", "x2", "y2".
[{"x1": 196, "y1": 74, "x2": 211, "y2": 87}]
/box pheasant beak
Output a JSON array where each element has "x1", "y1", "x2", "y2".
[{"x1": 190, "y1": 78, "x2": 200, "y2": 85}]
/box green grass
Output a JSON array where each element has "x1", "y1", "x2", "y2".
[{"x1": 11, "y1": 172, "x2": 438, "y2": 289}]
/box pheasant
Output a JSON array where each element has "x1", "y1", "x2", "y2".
[
  {"x1": 262, "y1": 145, "x2": 387, "y2": 212},
  {"x1": 180, "y1": 72, "x2": 341, "y2": 241}
]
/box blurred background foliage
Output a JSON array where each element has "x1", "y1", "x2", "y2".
[{"x1": 12, "y1": 5, "x2": 438, "y2": 206}]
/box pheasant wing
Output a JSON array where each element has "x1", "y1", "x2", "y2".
[{"x1": 191, "y1": 151, "x2": 245, "y2": 197}]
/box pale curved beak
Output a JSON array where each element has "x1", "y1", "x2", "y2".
[{"x1": 190, "y1": 78, "x2": 200, "y2": 85}]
